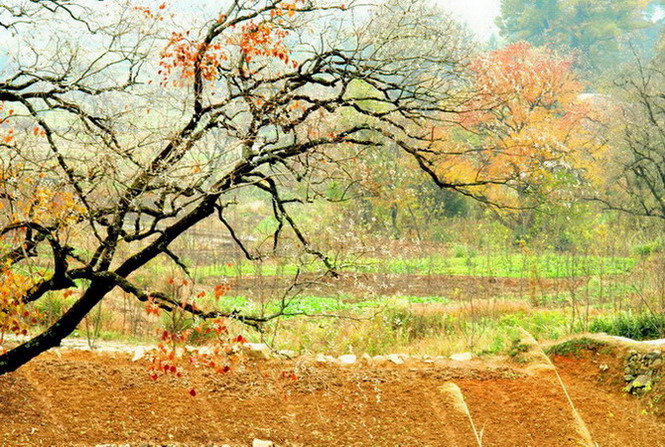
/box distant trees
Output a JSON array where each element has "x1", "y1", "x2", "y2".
[
  {"x1": 596, "y1": 52, "x2": 665, "y2": 223},
  {"x1": 497, "y1": 0, "x2": 663, "y2": 71},
  {"x1": 497, "y1": 0, "x2": 665, "y2": 239},
  {"x1": 497, "y1": 0, "x2": 562, "y2": 46}
]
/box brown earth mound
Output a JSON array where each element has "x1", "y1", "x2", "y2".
[{"x1": 2, "y1": 348, "x2": 665, "y2": 446}]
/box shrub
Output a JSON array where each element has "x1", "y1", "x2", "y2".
[
  {"x1": 34, "y1": 293, "x2": 77, "y2": 326},
  {"x1": 590, "y1": 312, "x2": 665, "y2": 340},
  {"x1": 452, "y1": 244, "x2": 478, "y2": 259},
  {"x1": 633, "y1": 238, "x2": 664, "y2": 257}
]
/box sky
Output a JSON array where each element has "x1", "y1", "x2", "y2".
[
  {"x1": 173, "y1": 0, "x2": 504, "y2": 42},
  {"x1": 436, "y1": 0, "x2": 501, "y2": 41}
]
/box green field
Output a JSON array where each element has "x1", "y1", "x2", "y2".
[{"x1": 192, "y1": 253, "x2": 637, "y2": 279}]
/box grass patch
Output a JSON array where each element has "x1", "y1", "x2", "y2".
[
  {"x1": 545, "y1": 337, "x2": 611, "y2": 357},
  {"x1": 254, "y1": 299, "x2": 576, "y2": 357},
  {"x1": 210, "y1": 294, "x2": 452, "y2": 318},
  {"x1": 508, "y1": 338, "x2": 531, "y2": 358},
  {"x1": 191, "y1": 253, "x2": 636, "y2": 279},
  {"x1": 356, "y1": 254, "x2": 635, "y2": 278}
]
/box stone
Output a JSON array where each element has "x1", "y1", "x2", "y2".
[
  {"x1": 450, "y1": 352, "x2": 476, "y2": 362},
  {"x1": 245, "y1": 343, "x2": 271, "y2": 360},
  {"x1": 132, "y1": 346, "x2": 146, "y2": 362},
  {"x1": 630, "y1": 374, "x2": 653, "y2": 392},
  {"x1": 599, "y1": 364, "x2": 609, "y2": 372},
  {"x1": 312, "y1": 354, "x2": 338, "y2": 364},
  {"x1": 386, "y1": 354, "x2": 404, "y2": 365},
  {"x1": 645, "y1": 350, "x2": 662, "y2": 360},
  {"x1": 252, "y1": 439, "x2": 275, "y2": 447},
  {"x1": 96, "y1": 346, "x2": 122, "y2": 354},
  {"x1": 372, "y1": 355, "x2": 388, "y2": 364},
  {"x1": 338, "y1": 354, "x2": 357, "y2": 365},
  {"x1": 361, "y1": 353, "x2": 372, "y2": 363}
]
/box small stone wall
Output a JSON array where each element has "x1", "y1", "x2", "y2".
[{"x1": 624, "y1": 349, "x2": 662, "y2": 394}]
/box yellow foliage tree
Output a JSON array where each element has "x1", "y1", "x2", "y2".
[{"x1": 433, "y1": 43, "x2": 604, "y2": 235}]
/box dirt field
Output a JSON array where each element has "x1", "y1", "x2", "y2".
[
  {"x1": 210, "y1": 272, "x2": 582, "y2": 301},
  {"x1": 2, "y1": 343, "x2": 665, "y2": 447}
]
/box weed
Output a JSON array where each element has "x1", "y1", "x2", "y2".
[
  {"x1": 633, "y1": 238, "x2": 664, "y2": 257},
  {"x1": 508, "y1": 338, "x2": 531, "y2": 358}
]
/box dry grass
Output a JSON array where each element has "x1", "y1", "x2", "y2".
[{"x1": 412, "y1": 299, "x2": 533, "y2": 319}]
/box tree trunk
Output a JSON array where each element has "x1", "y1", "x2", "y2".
[{"x1": 0, "y1": 281, "x2": 113, "y2": 375}]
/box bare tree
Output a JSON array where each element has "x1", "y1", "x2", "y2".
[
  {"x1": 0, "y1": 0, "x2": 487, "y2": 374},
  {"x1": 596, "y1": 54, "x2": 665, "y2": 223}
]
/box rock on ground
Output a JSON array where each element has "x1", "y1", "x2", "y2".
[
  {"x1": 450, "y1": 352, "x2": 476, "y2": 362},
  {"x1": 386, "y1": 354, "x2": 404, "y2": 365},
  {"x1": 252, "y1": 439, "x2": 275, "y2": 447},
  {"x1": 245, "y1": 343, "x2": 272, "y2": 360},
  {"x1": 338, "y1": 354, "x2": 357, "y2": 365}
]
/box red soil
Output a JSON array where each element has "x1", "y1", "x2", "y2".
[{"x1": 1, "y1": 348, "x2": 664, "y2": 446}]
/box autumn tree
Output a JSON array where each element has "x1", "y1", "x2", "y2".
[
  {"x1": 431, "y1": 43, "x2": 603, "y2": 242},
  {"x1": 0, "y1": 0, "x2": 492, "y2": 374}
]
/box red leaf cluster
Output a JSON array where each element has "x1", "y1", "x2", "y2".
[{"x1": 159, "y1": 33, "x2": 228, "y2": 86}]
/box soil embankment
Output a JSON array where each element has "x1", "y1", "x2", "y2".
[{"x1": 2, "y1": 345, "x2": 665, "y2": 446}]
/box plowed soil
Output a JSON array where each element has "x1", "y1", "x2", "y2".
[
  {"x1": 2, "y1": 345, "x2": 665, "y2": 447},
  {"x1": 210, "y1": 272, "x2": 580, "y2": 301}
]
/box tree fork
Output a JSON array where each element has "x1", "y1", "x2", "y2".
[{"x1": 0, "y1": 193, "x2": 223, "y2": 375}]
